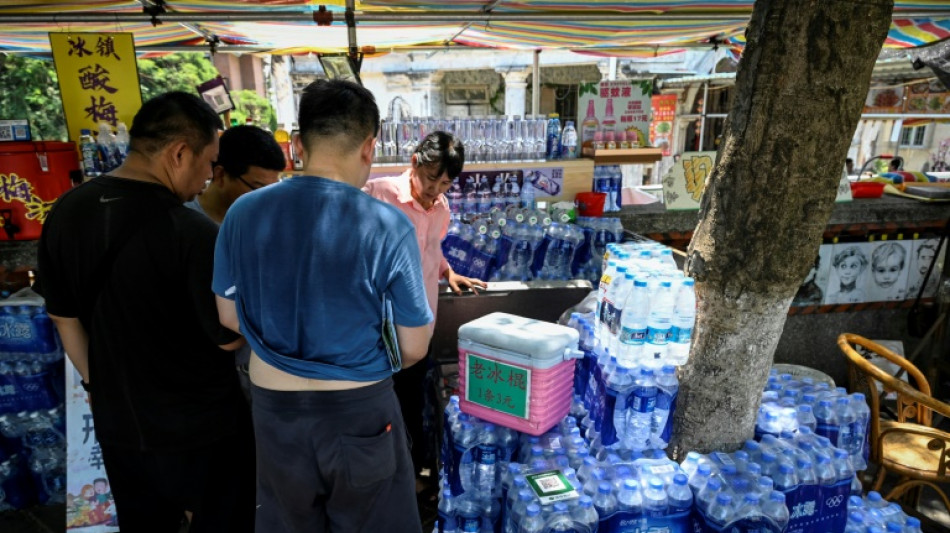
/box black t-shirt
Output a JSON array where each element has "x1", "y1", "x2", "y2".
[{"x1": 37, "y1": 176, "x2": 244, "y2": 451}]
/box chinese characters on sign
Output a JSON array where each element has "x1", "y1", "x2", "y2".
[
  {"x1": 49, "y1": 33, "x2": 142, "y2": 144},
  {"x1": 577, "y1": 79, "x2": 654, "y2": 149},
  {"x1": 465, "y1": 354, "x2": 530, "y2": 419},
  {"x1": 650, "y1": 95, "x2": 677, "y2": 157},
  {"x1": 66, "y1": 359, "x2": 119, "y2": 530},
  {"x1": 0, "y1": 173, "x2": 56, "y2": 223}
]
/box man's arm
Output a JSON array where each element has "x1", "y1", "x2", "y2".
[
  {"x1": 49, "y1": 314, "x2": 90, "y2": 383},
  {"x1": 215, "y1": 295, "x2": 243, "y2": 346},
  {"x1": 397, "y1": 323, "x2": 433, "y2": 368}
]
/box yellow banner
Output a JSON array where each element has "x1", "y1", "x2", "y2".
[{"x1": 49, "y1": 33, "x2": 142, "y2": 142}]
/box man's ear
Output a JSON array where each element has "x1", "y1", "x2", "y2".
[
  {"x1": 360, "y1": 135, "x2": 376, "y2": 166},
  {"x1": 292, "y1": 135, "x2": 305, "y2": 165},
  {"x1": 211, "y1": 165, "x2": 227, "y2": 185},
  {"x1": 165, "y1": 140, "x2": 189, "y2": 171}
]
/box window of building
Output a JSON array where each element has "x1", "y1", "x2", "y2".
[{"x1": 900, "y1": 124, "x2": 930, "y2": 148}]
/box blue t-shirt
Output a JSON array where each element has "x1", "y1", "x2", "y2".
[{"x1": 212, "y1": 176, "x2": 433, "y2": 382}]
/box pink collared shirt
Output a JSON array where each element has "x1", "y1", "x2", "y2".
[{"x1": 363, "y1": 170, "x2": 450, "y2": 320}]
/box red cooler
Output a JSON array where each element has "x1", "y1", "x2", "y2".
[{"x1": 0, "y1": 141, "x2": 79, "y2": 241}]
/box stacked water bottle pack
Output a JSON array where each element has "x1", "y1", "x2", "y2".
[
  {"x1": 442, "y1": 209, "x2": 624, "y2": 283},
  {"x1": 846, "y1": 492, "x2": 923, "y2": 533},
  {"x1": 0, "y1": 294, "x2": 67, "y2": 509},
  {"x1": 756, "y1": 370, "x2": 871, "y2": 472},
  {"x1": 686, "y1": 430, "x2": 859, "y2": 533},
  {"x1": 595, "y1": 242, "x2": 696, "y2": 367},
  {"x1": 592, "y1": 165, "x2": 624, "y2": 213}
]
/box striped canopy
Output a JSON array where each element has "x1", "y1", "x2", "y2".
[{"x1": 0, "y1": 0, "x2": 947, "y2": 55}]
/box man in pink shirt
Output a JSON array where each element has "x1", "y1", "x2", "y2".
[{"x1": 363, "y1": 131, "x2": 486, "y2": 491}]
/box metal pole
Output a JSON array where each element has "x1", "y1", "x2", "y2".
[
  {"x1": 698, "y1": 82, "x2": 709, "y2": 150},
  {"x1": 532, "y1": 49, "x2": 540, "y2": 117},
  {"x1": 346, "y1": 0, "x2": 358, "y2": 59}
]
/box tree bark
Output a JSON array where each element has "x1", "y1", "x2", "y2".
[{"x1": 671, "y1": 0, "x2": 893, "y2": 455}]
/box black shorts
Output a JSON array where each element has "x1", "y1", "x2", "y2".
[
  {"x1": 100, "y1": 418, "x2": 256, "y2": 533},
  {"x1": 251, "y1": 378, "x2": 422, "y2": 533}
]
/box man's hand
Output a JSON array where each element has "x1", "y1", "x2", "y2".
[{"x1": 445, "y1": 269, "x2": 487, "y2": 296}]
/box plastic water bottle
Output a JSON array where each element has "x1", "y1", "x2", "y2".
[
  {"x1": 603, "y1": 364, "x2": 633, "y2": 446},
  {"x1": 618, "y1": 278, "x2": 650, "y2": 364},
  {"x1": 79, "y1": 129, "x2": 100, "y2": 177},
  {"x1": 97, "y1": 122, "x2": 119, "y2": 172},
  {"x1": 796, "y1": 404, "x2": 817, "y2": 432},
  {"x1": 571, "y1": 495, "x2": 599, "y2": 530},
  {"x1": 114, "y1": 121, "x2": 130, "y2": 162},
  {"x1": 546, "y1": 114, "x2": 562, "y2": 160},
  {"x1": 772, "y1": 463, "x2": 799, "y2": 491},
  {"x1": 815, "y1": 399, "x2": 840, "y2": 442},
  {"x1": 593, "y1": 482, "x2": 617, "y2": 518},
  {"x1": 626, "y1": 368, "x2": 657, "y2": 450},
  {"x1": 561, "y1": 120, "x2": 578, "y2": 160},
  {"x1": 473, "y1": 424, "x2": 497, "y2": 497},
  {"x1": 668, "y1": 279, "x2": 696, "y2": 365},
  {"x1": 519, "y1": 503, "x2": 544, "y2": 533},
  {"x1": 696, "y1": 477, "x2": 723, "y2": 512},
  {"x1": 668, "y1": 473, "x2": 692, "y2": 512},
  {"x1": 457, "y1": 496, "x2": 482, "y2": 533},
  {"x1": 617, "y1": 478, "x2": 643, "y2": 513},
  {"x1": 646, "y1": 281, "x2": 675, "y2": 348},
  {"x1": 651, "y1": 364, "x2": 678, "y2": 448},
  {"x1": 836, "y1": 396, "x2": 857, "y2": 453},
  {"x1": 850, "y1": 393, "x2": 871, "y2": 470},
  {"x1": 708, "y1": 493, "x2": 734, "y2": 527},
  {"x1": 440, "y1": 489, "x2": 459, "y2": 533}
]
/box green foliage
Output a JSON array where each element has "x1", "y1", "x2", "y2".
[
  {"x1": 638, "y1": 79, "x2": 653, "y2": 96},
  {"x1": 137, "y1": 53, "x2": 220, "y2": 102},
  {"x1": 229, "y1": 90, "x2": 277, "y2": 131},
  {"x1": 578, "y1": 82, "x2": 598, "y2": 97},
  {"x1": 0, "y1": 55, "x2": 67, "y2": 141}
]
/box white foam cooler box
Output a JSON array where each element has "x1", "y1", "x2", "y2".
[{"x1": 457, "y1": 312, "x2": 581, "y2": 436}]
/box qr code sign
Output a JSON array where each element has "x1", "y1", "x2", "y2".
[
  {"x1": 535, "y1": 475, "x2": 566, "y2": 493},
  {"x1": 0, "y1": 127, "x2": 12, "y2": 141}
]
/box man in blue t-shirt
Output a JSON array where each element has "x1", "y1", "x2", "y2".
[{"x1": 213, "y1": 79, "x2": 433, "y2": 532}]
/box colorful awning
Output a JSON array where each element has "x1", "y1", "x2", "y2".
[{"x1": 0, "y1": 1, "x2": 947, "y2": 55}]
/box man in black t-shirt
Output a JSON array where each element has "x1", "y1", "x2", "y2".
[{"x1": 37, "y1": 92, "x2": 254, "y2": 532}]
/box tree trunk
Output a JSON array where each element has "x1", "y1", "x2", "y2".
[{"x1": 671, "y1": 0, "x2": 893, "y2": 455}]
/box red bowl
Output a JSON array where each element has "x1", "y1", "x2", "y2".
[{"x1": 850, "y1": 182, "x2": 885, "y2": 199}]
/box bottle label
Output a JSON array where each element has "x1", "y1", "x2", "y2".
[
  {"x1": 620, "y1": 325, "x2": 647, "y2": 345},
  {"x1": 647, "y1": 326, "x2": 670, "y2": 345},
  {"x1": 631, "y1": 391, "x2": 656, "y2": 413},
  {"x1": 670, "y1": 325, "x2": 692, "y2": 344},
  {"x1": 473, "y1": 444, "x2": 496, "y2": 465}
]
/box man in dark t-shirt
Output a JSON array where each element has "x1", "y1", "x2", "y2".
[{"x1": 37, "y1": 92, "x2": 254, "y2": 532}]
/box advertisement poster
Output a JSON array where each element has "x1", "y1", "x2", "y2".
[
  {"x1": 661, "y1": 151, "x2": 716, "y2": 210},
  {"x1": 650, "y1": 94, "x2": 677, "y2": 157},
  {"x1": 577, "y1": 79, "x2": 653, "y2": 148},
  {"x1": 522, "y1": 167, "x2": 564, "y2": 199},
  {"x1": 863, "y1": 83, "x2": 904, "y2": 114},
  {"x1": 49, "y1": 33, "x2": 142, "y2": 143},
  {"x1": 65, "y1": 359, "x2": 119, "y2": 532},
  {"x1": 903, "y1": 80, "x2": 950, "y2": 114}
]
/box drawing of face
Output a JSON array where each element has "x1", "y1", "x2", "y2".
[
  {"x1": 837, "y1": 256, "x2": 863, "y2": 285},
  {"x1": 918, "y1": 247, "x2": 936, "y2": 276},
  {"x1": 873, "y1": 253, "x2": 903, "y2": 287}
]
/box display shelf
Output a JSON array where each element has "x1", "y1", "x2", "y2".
[{"x1": 581, "y1": 147, "x2": 663, "y2": 165}]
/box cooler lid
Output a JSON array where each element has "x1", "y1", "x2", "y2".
[{"x1": 457, "y1": 312, "x2": 579, "y2": 360}]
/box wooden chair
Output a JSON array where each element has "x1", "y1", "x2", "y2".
[{"x1": 838, "y1": 333, "x2": 950, "y2": 513}]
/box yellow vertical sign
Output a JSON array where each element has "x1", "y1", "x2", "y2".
[{"x1": 49, "y1": 33, "x2": 142, "y2": 142}]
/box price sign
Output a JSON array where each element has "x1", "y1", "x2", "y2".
[{"x1": 465, "y1": 353, "x2": 530, "y2": 419}]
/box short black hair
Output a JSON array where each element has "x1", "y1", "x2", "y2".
[
  {"x1": 217, "y1": 125, "x2": 286, "y2": 179},
  {"x1": 890, "y1": 156, "x2": 904, "y2": 170},
  {"x1": 129, "y1": 91, "x2": 222, "y2": 156},
  {"x1": 297, "y1": 79, "x2": 379, "y2": 154},
  {"x1": 414, "y1": 131, "x2": 465, "y2": 179}
]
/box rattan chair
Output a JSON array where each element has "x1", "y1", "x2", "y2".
[{"x1": 838, "y1": 333, "x2": 950, "y2": 513}]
